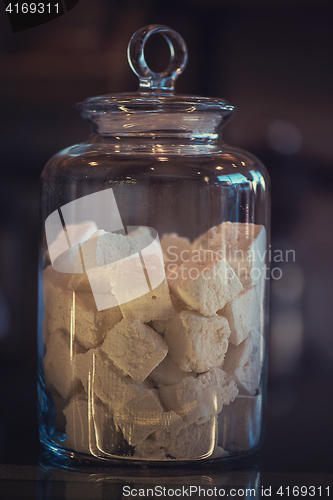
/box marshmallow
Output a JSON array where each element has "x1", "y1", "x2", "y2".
[
  {"x1": 134, "y1": 436, "x2": 167, "y2": 460},
  {"x1": 43, "y1": 265, "x2": 72, "y2": 301},
  {"x1": 113, "y1": 388, "x2": 184, "y2": 446},
  {"x1": 152, "y1": 414, "x2": 187, "y2": 451},
  {"x1": 81, "y1": 230, "x2": 138, "y2": 277},
  {"x1": 44, "y1": 266, "x2": 122, "y2": 350},
  {"x1": 70, "y1": 231, "x2": 139, "y2": 306},
  {"x1": 218, "y1": 285, "x2": 261, "y2": 345},
  {"x1": 159, "y1": 367, "x2": 238, "y2": 425},
  {"x1": 42, "y1": 266, "x2": 72, "y2": 343},
  {"x1": 110, "y1": 236, "x2": 174, "y2": 322},
  {"x1": 218, "y1": 394, "x2": 262, "y2": 452},
  {"x1": 75, "y1": 349, "x2": 146, "y2": 412},
  {"x1": 112, "y1": 238, "x2": 174, "y2": 322},
  {"x1": 222, "y1": 331, "x2": 262, "y2": 396},
  {"x1": 161, "y1": 233, "x2": 192, "y2": 267},
  {"x1": 149, "y1": 355, "x2": 195, "y2": 386},
  {"x1": 167, "y1": 257, "x2": 243, "y2": 317},
  {"x1": 118, "y1": 278, "x2": 176, "y2": 323},
  {"x1": 47, "y1": 220, "x2": 98, "y2": 273},
  {"x1": 44, "y1": 329, "x2": 85, "y2": 400},
  {"x1": 166, "y1": 417, "x2": 220, "y2": 460},
  {"x1": 128, "y1": 226, "x2": 154, "y2": 249},
  {"x1": 63, "y1": 395, "x2": 123, "y2": 455},
  {"x1": 164, "y1": 311, "x2": 231, "y2": 373},
  {"x1": 151, "y1": 320, "x2": 166, "y2": 335},
  {"x1": 52, "y1": 291, "x2": 121, "y2": 350},
  {"x1": 193, "y1": 222, "x2": 266, "y2": 287},
  {"x1": 101, "y1": 319, "x2": 168, "y2": 383}
]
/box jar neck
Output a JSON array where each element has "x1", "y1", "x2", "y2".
[
  {"x1": 87, "y1": 133, "x2": 224, "y2": 156},
  {"x1": 78, "y1": 92, "x2": 236, "y2": 155}
]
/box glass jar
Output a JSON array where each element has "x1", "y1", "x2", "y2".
[{"x1": 38, "y1": 24, "x2": 270, "y2": 464}]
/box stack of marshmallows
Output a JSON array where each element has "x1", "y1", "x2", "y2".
[{"x1": 42, "y1": 221, "x2": 266, "y2": 460}]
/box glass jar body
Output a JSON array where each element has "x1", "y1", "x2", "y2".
[{"x1": 38, "y1": 135, "x2": 270, "y2": 464}]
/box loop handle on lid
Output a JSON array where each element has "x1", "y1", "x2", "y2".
[{"x1": 127, "y1": 24, "x2": 188, "y2": 92}]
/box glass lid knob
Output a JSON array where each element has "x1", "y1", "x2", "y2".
[{"x1": 127, "y1": 24, "x2": 188, "y2": 92}]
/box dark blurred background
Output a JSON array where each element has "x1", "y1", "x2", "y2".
[{"x1": 0, "y1": 0, "x2": 332, "y2": 473}]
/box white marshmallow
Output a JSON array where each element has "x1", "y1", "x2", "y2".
[
  {"x1": 101, "y1": 319, "x2": 168, "y2": 383},
  {"x1": 47, "y1": 220, "x2": 98, "y2": 273},
  {"x1": 75, "y1": 349, "x2": 145, "y2": 412},
  {"x1": 42, "y1": 265, "x2": 72, "y2": 343},
  {"x1": 153, "y1": 414, "x2": 187, "y2": 449},
  {"x1": 167, "y1": 257, "x2": 243, "y2": 317},
  {"x1": 164, "y1": 311, "x2": 231, "y2": 373},
  {"x1": 70, "y1": 231, "x2": 139, "y2": 308},
  {"x1": 128, "y1": 226, "x2": 154, "y2": 249},
  {"x1": 165, "y1": 417, "x2": 220, "y2": 460},
  {"x1": 159, "y1": 367, "x2": 238, "y2": 425},
  {"x1": 218, "y1": 394, "x2": 262, "y2": 452},
  {"x1": 222, "y1": 330, "x2": 262, "y2": 396},
  {"x1": 43, "y1": 265, "x2": 72, "y2": 300},
  {"x1": 117, "y1": 277, "x2": 176, "y2": 323},
  {"x1": 113, "y1": 388, "x2": 184, "y2": 446},
  {"x1": 161, "y1": 233, "x2": 192, "y2": 267},
  {"x1": 134, "y1": 436, "x2": 167, "y2": 460},
  {"x1": 81, "y1": 230, "x2": 139, "y2": 278},
  {"x1": 193, "y1": 222, "x2": 266, "y2": 287},
  {"x1": 44, "y1": 266, "x2": 122, "y2": 350},
  {"x1": 218, "y1": 285, "x2": 261, "y2": 345},
  {"x1": 44, "y1": 330, "x2": 85, "y2": 400},
  {"x1": 151, "y1": 320, "x2": 166, "y2": 335},
  {"x1": 149, "y1": 355, "x2": 195, "y2": 386},
  {"x1": 63, "y1": 395, "x2": 122, "y2": 455},
  {"x1": 110, "y1": 237, "x2": 174, "y2": 321}
]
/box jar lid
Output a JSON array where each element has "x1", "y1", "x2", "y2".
[{"x1": 77, "y1": 25, "x2": 235, "y2": 136}]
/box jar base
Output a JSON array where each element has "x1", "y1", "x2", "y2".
[{"x1": 39, "y1": 432, "x2": 262, "y2": 470}]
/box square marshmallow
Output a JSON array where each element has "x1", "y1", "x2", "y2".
[
  {"x1": 118, "y1": 278, "x2": 176, "y2": 323},
  {"x1": 113, "y1": 388, "x2": 184, "y2": 446},
  {"x1": 222, "y1": 330, "x2": 262, "y2": 396},
  {"x1": 44, "y1": 329, "x2": 85, "y2": 400},
  {"x1": 167, "y1": 257, "x2": 243, "y2": 317},
  {"x1": 134, "y1": 435, "x2": 167, "y2": 460},
  {"x1": 47, "y1": 220, "x2": 98, "y2": 273},
  {"x1": 193, "y1": 222, "x2": 266, "y2": 287},
  {"x1": 218, "y1": 393, "x2": 262, "y2": 453},
  {"x1": 63, "y1": 395, "x2": 123, "y2": 455},
  {"x1": 43, "y1": 265, "x2": 122, "y2": 349},
  {"x1": 70, "y1": 230, "x2": 139, "y2": 301},
  {"x1": 128, "y1": 226, "x2": 154, "y2": 249},
  {"x1": 151, "y1": 320, "x2": 166, "y2": 335},
  {"x1": 101, "y1": 319, "x2": 168, "y2": 383},
  {"x1": 218, "y1": 285, "x2": 261, "y2": 345},
  {"x1": 165, "y1": 417, "x2": 221, "y2": 460},
  {"x1": 159, "y1": 367, "x2": 238, "y2": 425},
  {"x1": 149, "y1": 355, "x2": 195, "y2": 386},
  {"x1": 113, "y1": 244, "x2": 174, "y2": 322},
  {"x1": 42, "y1": 266, "x2": 72, "y2": 343},
  {"x1": 75, "y1": 348, "x2": 147, "y2": 413},
  {"x1": 164, "y1": 310, "x2": 231, "y2": 373}
]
